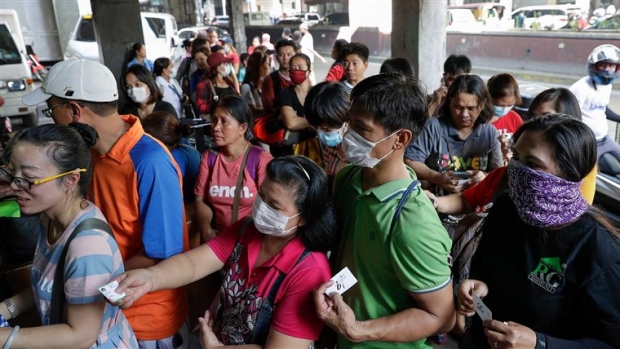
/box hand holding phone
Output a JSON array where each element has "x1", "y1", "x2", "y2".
[{"x1": 452, "y1": 171, "x2": 470, "y2": 179}]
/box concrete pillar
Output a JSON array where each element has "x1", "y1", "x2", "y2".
[
  {"x1": 227, "y1": 0, "x2": 248, "y2": 54},
  {"x1": 392, "y1": 0, "x2": 447, "y2": 92},
  {"x1": 52, "y1": 0, "x2": 81, "y2": 60},
  {"x1": 91, "y1": 0, "x2": 143, "y2": 107}
]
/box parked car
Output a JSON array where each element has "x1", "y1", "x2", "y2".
[
  {"x1": 65, "y1": 12, "x2": 178, "y2": 62},
  {"x1": 275, "y1": 18, "x2": 305, "y2": 27},
  {"x1": 292, "y1": 12, "x2": 321, "y2": 26},
  {"x1": 320, "y1": 12, "x2": 349, "y2": 26},
  {"x1": 511, "y1": 5, "x2": 571, "y2": 30},
  {"x1": 447, "y1": 9, "x2": 483, "y2": 32},
  {"x1": 243, "y1": 12, "x2": 271, "y2": 26},
  {"x1": 177, "y1": 25, "x2": 231, "y2": 42},
  {"x1": 210, "y1": 15, "x2": 229, "y2": 27},
  {"x1": 585, "y1": 14, "x2": 620, "y2": 29}
]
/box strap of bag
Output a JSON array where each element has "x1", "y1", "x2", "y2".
[
  {"x1": 209, "y1": 146, "x2": 261, "y2": 184},
  {"x1": 169, "y1": 83, "x2": 183, "y2": 101},
  {"x1": 245, "y1": 146, "x2": 262, "y2": 183},
  {"x1": 390, "y1": 180, "x2": 421, "y2": 235},
  {"x1": 231, "y1": 145, "x2": 252, "y2": 224},
  {"x1": 208, "y1": 79, "x2": 218, "y2": 102},
  {"x1": 50, "y1": 218, "x2": 114, "y2": 324},
  {"x1": 270, "y1": 71, "x2": 281, "y2": 99}
]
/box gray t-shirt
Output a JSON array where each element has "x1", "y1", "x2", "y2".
[{"x1": 405, "y1": 116, "x2": 502, "y2": 173}]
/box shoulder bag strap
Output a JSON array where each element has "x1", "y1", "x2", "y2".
[
  {"x1": 389, "y1": 180, "x2": 421, "y2": 236},
  {"x1": 246, "y1": 146, "x2": 262, "y2": 183},
  {"x1": 208, "y1": 80, "x2": 218, "y2": 102},
  {"x1": 50, "y1": 218, "x2": 114, "y2": 324},
  {"x1": 231, "y1": 145, "x2": 252, "y2": 224},
  {"x1": 251, "y1": 247, "x2": 310, "y2": 345}
]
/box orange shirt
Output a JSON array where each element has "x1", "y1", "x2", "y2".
[{"x1": 90, "y1": 115, "x2": 188, "y2": 340}]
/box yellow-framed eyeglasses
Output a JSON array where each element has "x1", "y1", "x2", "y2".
[{"x1": 0, "y1": 166, "x2": 87, "y2": 190}]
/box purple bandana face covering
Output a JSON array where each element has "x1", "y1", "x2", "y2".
[{"x1": 507, "y1": 160, "x2": 588, "y2": 228}]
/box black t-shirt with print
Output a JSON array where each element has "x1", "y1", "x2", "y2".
[{"x1": 469, "y1": 193, "x2": 620, "y2": 349}]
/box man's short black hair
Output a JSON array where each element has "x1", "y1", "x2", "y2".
[
  {"x1": 304, "y1": 82, "x2": 350, "y2": 129},
  {"x1": 350, "y1": 73, "x2": 428, "y2": 141},
  {"x1": 275, "y1": 38, "x2": 299, "y2": 53},
  {"x1": 343, "y1": 42, "x2": 369, "y2": 62},
  {"x1": 380, "y1": 57, "x2": 415, "y2": 78},
  {"x1": 444, "y1": 54, "x2": 471, "y2": 75}
]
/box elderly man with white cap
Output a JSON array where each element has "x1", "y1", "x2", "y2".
[
  {"x1": 298, "y1": 22, "x2": 326, "y2": 84},
  {"x1": 22, "y1": 59, "x2": 190, "y2": 349}
]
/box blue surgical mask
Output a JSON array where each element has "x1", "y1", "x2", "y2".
[
  {"x1": 317, "y1": 125, "x2": 345, "y2": 147},
  {"x1": 492, "y1": 105, "x2": 513, "y2": 117}
]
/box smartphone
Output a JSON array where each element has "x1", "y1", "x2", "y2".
[{"x1": 452, "y1": 171, "x2": 470, "y2": 179}]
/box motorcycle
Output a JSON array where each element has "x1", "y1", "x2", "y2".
[{"x1": 25, "y1": 45, "x2": 48, "y2": 82}]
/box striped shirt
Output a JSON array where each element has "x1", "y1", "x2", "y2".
[{"x1": 31, "y1": 203, "x2": 138, "y2": 348}]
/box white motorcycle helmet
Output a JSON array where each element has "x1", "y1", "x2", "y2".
[{"x1": 588, "y1": 44, "x2": 620, "y2": 85}]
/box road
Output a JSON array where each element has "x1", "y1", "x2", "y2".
[{"x1": 32, "y1": 58, "x2": 620, "y2": 141}]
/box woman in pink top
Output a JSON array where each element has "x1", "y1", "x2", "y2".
[
  {"x1": 114, "y1": 155, "x2": 336, "y2": 348},
  {"x1": 194, "y1": 96, "x2": 273, "y2": 241}
]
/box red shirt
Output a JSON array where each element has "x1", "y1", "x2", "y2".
[
  {"x1": 462, "y1": 166, "x2": 507, "y2": 209},
  {"x1": 325, "y1": 63, "x2": 345, "y2": 82},
  {"x1": 491, "y1": 110, "x2": 523, "y2": 137},
  {"x1": 207, "y1": 219, "x2": 331, "y2": 343}
]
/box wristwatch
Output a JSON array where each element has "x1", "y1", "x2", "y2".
[{"x1": 3, "y1": 299, "x2": 16, "y2": 320}]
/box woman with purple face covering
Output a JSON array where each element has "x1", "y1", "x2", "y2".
[{"x1": 457, "y1": 114, "x2": 620, "y2": 349}]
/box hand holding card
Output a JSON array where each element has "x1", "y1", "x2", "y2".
[
  {"x1": 99, "y1": 280, "x2": 126, "y2": 303},
  {"x1": 472, "y1": 291, "x2": 492, "y2": 322},
  {"x1": 325, "y1": 267, "x2": 358, "y2": 297}
]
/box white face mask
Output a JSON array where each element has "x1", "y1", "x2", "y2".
[
  {"x1": 342, "y1": 128, "x2": 398, "y2": 168},
  {"x1": 252, "y1": 195, "x2": 301, "y2": 236},
  {"x1": 221, "y1": 63, "x2": 232, "y2": 77},
  {"x1": 128, "y1": 86, "x2": 149, "y2": 104}
]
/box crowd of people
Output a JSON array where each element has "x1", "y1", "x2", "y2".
[{"x1": 0, "y1": 22, "x2": 619, "y2": 349}]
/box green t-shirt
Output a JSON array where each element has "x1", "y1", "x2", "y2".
[{"x1": 333, "y1": 165, "x2": 452, "y2": 349}]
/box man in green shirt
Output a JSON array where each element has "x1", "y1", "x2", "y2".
[{"x1": 314, "y1": 74, "x2": 455, "y2": 348}]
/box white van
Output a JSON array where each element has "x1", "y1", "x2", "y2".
[
  {"x1": 65, "y1": 12, "x2": 179, "y2": 63},
  {"x1": 0, "y1": 9, "x2": 37, "y2": 127},
  {"x1": 244, "y1": 12, "x2": 271, "y2": 26},
  {"x1": 511, "y1": 5, "x2": 572, "y2": 30}
]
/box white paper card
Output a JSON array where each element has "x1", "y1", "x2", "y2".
[
  {"x1": 98, "y1": 280, "x2": 126, "y2": 303},
  {"x1": 472, "y1": 291, "x2": 492, "y2": 322},
  {"x1": 457, "y1": 179, "x2": 469, "y2": 186},
  {"x1": 325, "y1": 267, "x2": 358, "y2": 297}
]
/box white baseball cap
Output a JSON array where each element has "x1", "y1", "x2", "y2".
[
  {"x1": 22, "y1": 59, "x2": 118, "y2": 106},
  {"x1": 299, "y1": 22, "x2": 308, "y2": 30}
]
